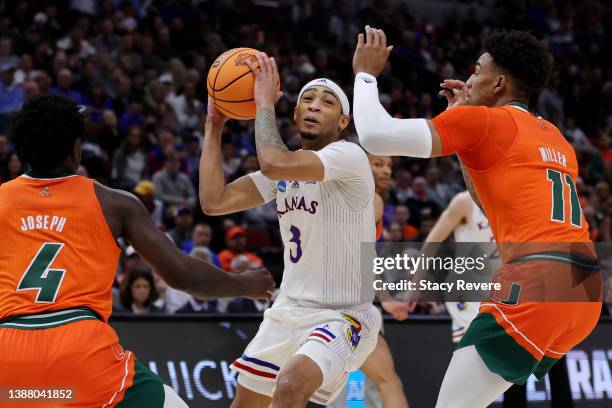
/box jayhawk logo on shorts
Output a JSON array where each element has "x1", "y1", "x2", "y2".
[{"x1": 342, "y1": 313, "x2": 362, "y2": 349}]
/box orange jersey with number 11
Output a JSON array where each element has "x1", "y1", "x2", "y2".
[{"x1": 432, "y1": 103, "x2": 590, "y2": 250}]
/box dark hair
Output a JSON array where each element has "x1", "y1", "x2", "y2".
[
  {"x1": 119, "y1": 267, "x2": 159, "y2": 309},
  {"x1": 9, "y1": 94, "x2": 84, "y2": 171},
  {"x1": 484, "y1": 30, "x2": 553, "y2": 98}
]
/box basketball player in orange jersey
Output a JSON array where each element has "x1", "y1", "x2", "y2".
[
  {"x1": 0, "y1": 94, "x2": 275, "y2": 407},
  {"x1": 352, "y1": 27, "x2": 602, "y2": 407}
]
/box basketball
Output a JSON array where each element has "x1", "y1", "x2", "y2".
[{"x1": 207, "y1": 47, "x2": 280, "y2": 120}]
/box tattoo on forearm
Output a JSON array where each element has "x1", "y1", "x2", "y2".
[{"x1": 255, "y1": 107, "x2": 288, "y2": 151}]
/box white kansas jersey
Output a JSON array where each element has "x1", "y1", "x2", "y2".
[
  {"x1": 453, "y1": 194, "x2": 494, "y2": 243},
  {"x1": 249, "y1": 140, "x2": 376, "y2": 306},
  {"x1": 448, "y1": 194, "x2": 500, "y2": 343}
]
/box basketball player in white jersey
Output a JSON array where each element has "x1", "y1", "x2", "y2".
[
  {"x1": 423, "y1": 191, "x2": 500, "y2": 343},
  {"x1": 200, "y1": 54, "x2": 381, "y2": 408}
]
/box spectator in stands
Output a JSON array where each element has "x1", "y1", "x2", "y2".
[
  {"x1": 181, "y1": 223, "x2": 221, "y2": 267},
  {"x1": 116, "y1": 267, "x2": 163, "y2": 314},
  {"x1": 148, "y1": 129, "x2": 176, "y2": 174},
  {"x1": 168, "y1": 79, "x2": 202, "y2": 131},
  {"x1": 0, "y1": 61, "x2": 25, "y2": 118},
  {"x1": 152, "y1": 147, "x2": 196, "y2": 209},
  {"x1": 183, "y1": 134, "x2": 201, "y2": 182},
  {"x1": 221, "y1": 137, "x2": 241, "y2": 177},
  {"x1": 406, "y1": 176, "x2": 441, "y2": 227},
  {"x1": 132, "y1": 180, "x2": 164, "y2": 228},
  {"x1": 118, "y1": 96, "x2": 144, "y2": 132},
  {"x1": 218, "y1": 226, "x2": 263, "y2": 271},
  {"x1": 1, "y1": 152, "x2": 23, "y2": 184},
  {"x1": 387, "y1": 222, "x2": 404, "y2": 243},
  {"x1": 166, "y1": 204, "x2": 194, "y2": 249},
  {"x1": 0, "y1": 37, "x2": 18, "y2": 69},
  {"x1": 391, "y1": 168, "x2": 412, "y2": 205},
  {"x1": 51, "y1": 68, "x2": 83, "y2": 104},
  {"x1": 393, "y1": 205, "x2": 418, "y2": 241},
  {"x1": 425, "y1": 166, "x2": 452, "y2": 207},
  {"x1": 111, "y1": 125, "x2": 149, "y2": 190}
]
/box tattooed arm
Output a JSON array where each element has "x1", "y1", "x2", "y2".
[
  {"x1": 254, "y1": 106, "x2": 324, "y2": 181},
  {"x1": 249, "y1": 54, "x2": 325, "y2": 182}
]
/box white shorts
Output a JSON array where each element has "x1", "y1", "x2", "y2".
[
  {"x1": 230, "y1": 296, "x2": 382, "y2": 405},
  {"x1": 446, "y1": 301, "x2": 480, "y2": 343}
]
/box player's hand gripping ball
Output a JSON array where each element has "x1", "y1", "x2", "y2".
[{"x1": 207, "y1": 48, "x2": 280, "y2": 120}]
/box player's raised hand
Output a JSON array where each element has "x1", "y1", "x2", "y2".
[
  {"x1": 353, "y1": 25, "x2": 393, "y2": 77},
  {"x1": 246, "y1": 54, "x2": 283, "y2": 109},
  {"x1": 205, "y1": 96, "x2": 230, "y2": 128},
  {"x1": 439, "y1": 79, "x2": 469, "y2": 110},
  {"x1": 238, "y1": 266, "x2": 276, "y2": 300}
]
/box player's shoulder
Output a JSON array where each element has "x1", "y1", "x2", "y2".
[
  {"x1": 330, "y1": 140, "x2": 370, "y2": 162},
  {"x1": 93, "y1": 181, "x2": 144, "y2": 214}
]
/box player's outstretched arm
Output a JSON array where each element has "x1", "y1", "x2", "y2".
[
  {"x1": 199, "y1": 99, "x2": 266, "y2": 215},
  {"x1": 96, "y1": 183, "x2": 275, "y2": 299},
  {"x1": 352, "y1": 26, "x2": 444, "y2": 158},
  {"x1": 424, "y1": 192, "x2": 472, "y2": 243},
  {"x1": 246, "y1": 54, "x2": 326, "y2": 182}
]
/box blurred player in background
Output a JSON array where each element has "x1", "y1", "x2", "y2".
[
  {"x1": 0, "y1": 95, "x2": 275, "y2": 407},
  {"x1": 423, "y1": 191, "x2": 499, "y2": 343},
  {"x1": 330, "y1": 153, "x2": 411, "y2": 408},
  {"x1": 353, "y1": 27, "x2": 602, "y2": 408},
  {"x1": 200, "y1": 54, "x2": 381, "y2": 408}
]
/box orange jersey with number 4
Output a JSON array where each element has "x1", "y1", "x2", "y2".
[
  {"x1": 0, "y1": 175, "x2": 120, "y2": 321},
  {"x1": 432, "y1": 103, "x2": 590, "y2": 247}
]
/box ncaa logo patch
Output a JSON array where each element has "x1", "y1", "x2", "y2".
[
  {"x1": 277, "y1": 180, "x2": 287, "y2": 192},
  {"x1": 342, "y1": 313, "x2": 362, "y2": 349}
]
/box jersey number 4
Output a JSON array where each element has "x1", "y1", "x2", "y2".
[
  {"x1": 17, "y1": 243, "x2": 65, "y2": 303},
  {"x1": 547, "y1": 169, "x2": 582, "y2": 227}
]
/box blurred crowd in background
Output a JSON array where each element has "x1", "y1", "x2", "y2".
[{"x1": 0, "y1": 0, "x2": 609, "y2": 315}]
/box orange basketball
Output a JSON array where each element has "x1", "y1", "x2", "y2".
[{"x1": 207, "y1": 48, "x2": 280, "y2": 120}]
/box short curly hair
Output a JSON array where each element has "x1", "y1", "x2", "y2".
[
  {"x1": 484, "y1": 30, "x2": 553, "y2": 99},
  {"x1": 9, "y1": 94, "x2": 84, "y2": 171}
]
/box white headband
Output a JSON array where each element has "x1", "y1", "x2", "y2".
[{"x1": 297, "y1": 78, "x2": 350, "y2": 115}]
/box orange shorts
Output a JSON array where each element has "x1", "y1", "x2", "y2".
[
  {"x1": 0, "y1": 311, "x2": 135, "y2": 407},
  {"x1": 459, "y1": 258, "x2": 602, "y2": 384}
]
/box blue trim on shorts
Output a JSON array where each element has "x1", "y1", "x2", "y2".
[
  {"x1": 241, "y1": 354, "x2": 280, "y2": 371},
  {"x1": 314, "y1": 327, "x2": 336, "y2": 339}
]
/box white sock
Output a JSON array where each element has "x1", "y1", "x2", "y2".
[
  {"x1": 163, "y1": 384, "x2": 189, "y2": 408},
  {"x1": 436, "y1": 345, "x2": 512, "y2": 408}
]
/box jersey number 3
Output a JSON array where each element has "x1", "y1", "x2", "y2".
[
  {"x1": 17, "y1": 243, "x2": 66, "y2": 303},
  {"x1": 289, "y1": 225, "x2": 303, "y2": 263},
  {"x1": 547, "y1": 169, "x2": 582, "y2": 227}
]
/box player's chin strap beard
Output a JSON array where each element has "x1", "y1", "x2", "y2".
[{"x1": 300, "y1": 131, "x2": 317, "y2": 141}]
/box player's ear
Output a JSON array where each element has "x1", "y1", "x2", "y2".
[
  {"x1": 293, "y1": 106, "x2": 298, "y2": 122},
  {"x1": 338, "y1": 114, "x2": 350, "y2": 132},
  {"x1": 493, "y1": 74, "x2": 506, "y2": 95}
]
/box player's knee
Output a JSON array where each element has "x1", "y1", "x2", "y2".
[{"x1": 273, "y1": 373, "x2": 310, "y2": 406}]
